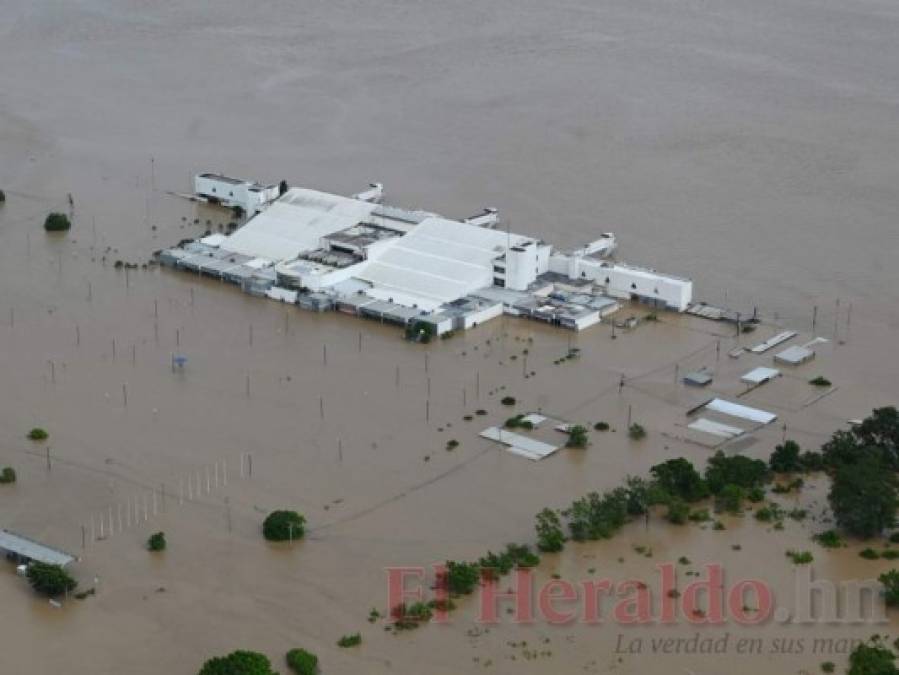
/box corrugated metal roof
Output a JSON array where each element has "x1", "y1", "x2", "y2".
[
  {"x1": 705, "y1": 399, "x2": 777, "y2": 425},
  {"x1": 0, "y1": 529, "x2": 76, "y2": 567},
  {"x1": 220, "y1": 188, "x2": 377, "y2": 261}
]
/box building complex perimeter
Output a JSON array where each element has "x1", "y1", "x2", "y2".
[{"x1": 160, "y1": 174, "x2": 693, "y2": 334}]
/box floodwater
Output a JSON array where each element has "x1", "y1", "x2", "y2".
[{"x1": 1, "y1": 1, "x2": 898, "y2": 673}]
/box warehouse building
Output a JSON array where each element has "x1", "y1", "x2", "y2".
[{"x1": 162, "y1": 180, "x2": 694, "y2": 333}]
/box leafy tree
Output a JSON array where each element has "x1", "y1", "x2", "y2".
[
  {"x1": 285, "y1": 648, "x2": 317, "y2": 675},
  {"x1": 854, "y1": 407, "x2": 899, "y2": 467},
  {"x1": 198, "y1": 650, "x2": 278, "y2": 675},
  {"x1": 147, "y1": 532, "x2": 166, "y2": 552},
  {"x1": 704, "y1": 451, "x2": 768, "y2": 494},
  {"x1": 278, "y1": 180, "x2": 289, "y2": 196},
  {"x1": 770, "y1": 440, "x2": 803, "y2": 473},
  {"x1": 564, "y1": 488, "x2": 629, "y2": 541},
  {"x1": 500, "y1": 396, "x2": 517, "y2": 406},
  {"x1": 716, "y1": 484, "x2": 745, "y2": 514},
  {"x1": 822, "y1": 430, "x2": 865, "y2": 468},
  {"x1": 262, "y1": 510, "x2": 306, "y2": 542},
  {"x1": 0, "y1": 467, "x2": 16, "y2": 484},
  {"x1": 566, "y1": 425, "x2": 589, "y2": 448},
  {"x1": 44, "y1": 212, "x2": 71, "y2": 232},
  {"x1": 440, "y1": 560, "x2": 480, "y2": 596},
  {"x1": 535, "y1": 508, "x2": 565, "y2": 552},
  {"x1": 847, "y1": 638, "x2": 899, "y2": 675},
  {"x1": 829, "y1": 449, "x2": 898, "y2": 538},
  {"x1": 650, "y1": 458, "x2": 708, "y2": 502},
  {"x1": 26, "y1": 562, "x2": 77, "y2": 596},
  {"x1": 0, "y1": 189, "x2": 5, "y2": 202},
  {"x1": 880, "y1": 570, "x2": 899, "y2": 607}
]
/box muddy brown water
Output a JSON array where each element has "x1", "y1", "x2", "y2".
[{"x1": 1, "y1": 1, "x2": 899, "y2": 673}]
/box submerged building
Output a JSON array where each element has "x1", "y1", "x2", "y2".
[{"x1": 161, "y1": 180, "x2": 693, "y2": 334}]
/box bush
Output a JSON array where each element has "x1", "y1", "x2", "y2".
[
  {"x1": 716, "y1": 484, "x2": 745, "y2": 514},
  {"x1": 786, "y1": 550, "x2": 814, "y2": 565},
  {"x1": 813, "y1": 530, "x2": 845, "y2": 549},
  {"x1": 285, "y1": 648, "x2": 318, "y2": 675},
  {"x1": 566, "y1": 425, "x2": 589, "y2": 449},
  {"x1": 860, "y1": 548, "x2": 881, "y2": 560},
  {"x1": 809, "y1": 376, "x2": 832, "y2": 387},
  {"x1": 0, "y1": 467, "x2": 16, "y2": 484},
  {"x1": 666, "y1": 498, "x2": 690, "y2": 525},
  {"x1": 147, "y1": 532, "x2": 166, "y2": 552},
  {"x1": 500, "y1": 396, "x2": 516, "y2": 406},
  {"x1": 27, "y1": 428, "x2": 49, "y2": 441},
  {"x1": 594, "y1": 421, "x2": 610, "y2": 431},
  {"x1": 337, "y1": 633, "x2": 361, "y2": 648},
  {"x1": 535, "y1": 508, "x2": 565, "y2": 552},
  {"x1": 440, "y1": 560, "x2": 480, "y2": 596},
  {"x1": 262, "y1": 510, "x2": 306, "y2": 541},
  {"x1": 847, "y1": 638, "x2": 898, "y2": 675},
  {"x1": 628, "y1": 423, "x2": 646, "y2": 440},
  {"x1": 404, "y1": 321, "x2": 435, "y2": 343},
  {"x1": 770, "y1": 440, "x2": 803, "y2": 473},
  {"x1": 0, "y1": 189, "x2": 5, "y2": 202},
  {"x1": 199, "y1": 651, "x2": 278, "y2": 675},
  {"x1": 44, "y1": 212, "x2": 71, "y2": 232},
  {"x1": 26, "y1": 562, "x2": 77, "y2": 596},
  {"x1": 880, "y1": 570, "x2": 899, "y2": 607}
]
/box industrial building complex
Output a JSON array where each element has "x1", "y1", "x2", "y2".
[{"x1": 160, "y1": 176, "x2": 694, "y2": 334}]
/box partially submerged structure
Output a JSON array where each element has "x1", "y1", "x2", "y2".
[
  {"x1": 0, "y1": 529, "x2": 76, "y2": 567},
  {"x1": 163, "y1": 179, "x2": 695, "y2": 334}
]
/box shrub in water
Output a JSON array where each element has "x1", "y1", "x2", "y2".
[{"x1": 263, "y1": 510, "x2": 306, "y2": 541}]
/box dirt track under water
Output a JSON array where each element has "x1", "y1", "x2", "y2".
[{"x1": 1, "y1": 1, "x2": 899, "y2": 673}]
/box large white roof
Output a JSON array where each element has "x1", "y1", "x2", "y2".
[
  {"x1": 221, "y1": 188, "x2": 377, "y2": 261},
  {"x1": 356, "y1": 217, "x2": 532, "y2": 309}
]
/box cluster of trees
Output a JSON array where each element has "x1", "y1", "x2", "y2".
[
  {"x1": 198, "y1": 648, "x2": 319, "y2": 675},
  {"x1": 823, "y1": 407, "x2": 899, "y2": 538},
  {"x1": 846, "y1": 637, "x2": 899, "y2": 675}
]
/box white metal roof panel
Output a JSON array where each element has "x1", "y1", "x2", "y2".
[
  {"x1": 221, "y1": 188, "x2": 376, "y2": 261},
  {"x1": 749, "y1": 331, "x2": 797, "y2": 354},
  {"x1": 741, "y1": 367, "x2": 781, "y2": 385},
  {"x1": 705, "y1": 399, "x2": 777, "y2": 425},
  {"x1": 479, "y1": 427, "x2": 559, "y2": 460},
  {"x1": 0, "y1": 529, "x2": 76, "y2": 567},
  {"x1": 688, "y1": 418, "x2": 745, "y2": 439}
]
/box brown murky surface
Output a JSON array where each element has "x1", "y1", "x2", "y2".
[{"x1": 2, "y1": 2, "x2": 899, "y2": 673}]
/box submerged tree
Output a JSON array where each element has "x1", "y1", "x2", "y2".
[
  {"x1": 535, "y1": 508, "x2": 565, "y2": 552},
  {"x1": 262, "y1": 510, "x2": 306, "y2": 542},
  {"x1": 44, "y1": 212, "x2": 71, "y2": 232},
  {"x1": 26, "y1": 562, "x2": 77, "y2": 597},
  {"x1": 829, "y1": 449, "x2": 898, "y2": 538},
  {"x1": 198, "y1": 650, "x2": 278, "y2": 675}
]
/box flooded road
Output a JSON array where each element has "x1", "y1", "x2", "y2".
[{"x1": 1, "y1": 1, "x2": 899, "y2": 673}]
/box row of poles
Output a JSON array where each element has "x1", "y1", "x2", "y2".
[{"x1": 78, "y1": 454, "x2": 254, "y2": 550}]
